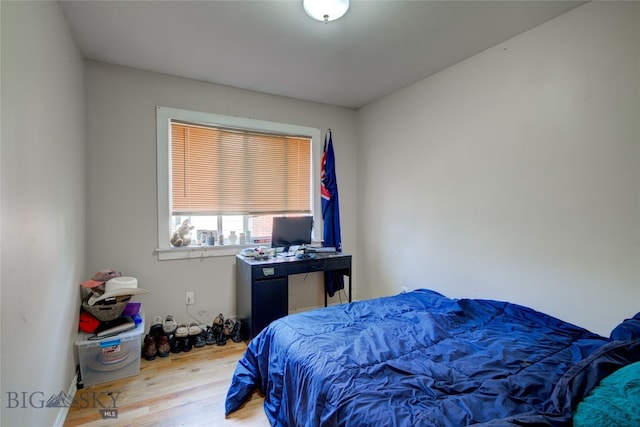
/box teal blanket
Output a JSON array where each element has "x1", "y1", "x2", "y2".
[{"x1": 574, "y1": 361, "x2": 640, "y2": 426}]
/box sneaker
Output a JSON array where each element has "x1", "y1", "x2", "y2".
[
  {"x1": 194, "y1": 330, "x2": 206, "y2": 348},
  {"x1": 231, "y1": 320, "x2": 243, "y2": 343},
  {"x1": 162, "y1": 315, "x2": 178, "y2": 335},
  {"x1": 214, "y1": 324, "x2": 227, "y2": 346},
  {"x1": 204, "y1": 326, "x2": 216, "y2": 345},
  {"x1": 212, "y1": 313, "x2": 224, "y2": 327},
  {"x1": 223, "y1": 318, "x2": 235, "y2": 337}
]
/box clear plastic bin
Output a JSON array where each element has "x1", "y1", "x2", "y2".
[{"x1": 75, "y1": 313, "x2": 144, "y2": 387}]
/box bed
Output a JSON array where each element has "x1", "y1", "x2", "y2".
[{"x1": 225, "y1": 289, "x2": 640, "y2": 426}]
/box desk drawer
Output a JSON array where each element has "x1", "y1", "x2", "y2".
[
  {"x1": 288, "y1": 256, "x2": 351, "y2": 276},
  {"x1": 251, "y1": 264, "x2": 287, "y2": 280}
]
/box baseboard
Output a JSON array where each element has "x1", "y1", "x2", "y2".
[{"x1": 53, "y1": 372, "x2": 78, "y2": 427}]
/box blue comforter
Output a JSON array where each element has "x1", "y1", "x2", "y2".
[{"x1": 225, "y1": 289, "x2": 640, "y2": 426}]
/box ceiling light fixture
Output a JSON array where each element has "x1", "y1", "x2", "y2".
[{"x1": 303, "y1": 0, "x2": 349, "y2": 23}]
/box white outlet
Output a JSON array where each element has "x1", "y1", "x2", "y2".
[
  {"x1": 186, "y1": 291, "x2": 195, "y2": 305},
  {"x1": 401, "y1": 286, "x2": 408, "y2": 293}
]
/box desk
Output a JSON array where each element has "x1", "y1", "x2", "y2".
[{"x1": 236, "y1": 253, "x2": 352, "y2": 340}]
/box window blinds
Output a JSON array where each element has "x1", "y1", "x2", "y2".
[{"x1": 170, "y1": 121, "x2": 312, "y2": 216}]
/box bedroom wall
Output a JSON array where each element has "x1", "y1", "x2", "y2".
[
  {"x1": 1, "y1": 2, "x2": 86, "y2": 426},
  {"x1": 357, "y1": 1, "x2": 640, "y2": 336},
  {"x1": 84, "y1": 62, "x2": 357, "y2": 331}
]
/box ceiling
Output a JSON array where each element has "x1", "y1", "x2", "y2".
[{"x1": 59, "y1": 1, "x2": 586, "y2": 109}]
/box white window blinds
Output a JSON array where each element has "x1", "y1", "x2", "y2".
[{"x1": 170, "y1": 121, "x2": 312, "y2": 216}]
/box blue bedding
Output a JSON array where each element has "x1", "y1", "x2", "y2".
[{"x1": 225, "y1": 289, "x2": 640, "y2": 426}]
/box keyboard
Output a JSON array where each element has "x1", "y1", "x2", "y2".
[{"x1": 306, "y1": 247, "x2": 337, "y2": 253}]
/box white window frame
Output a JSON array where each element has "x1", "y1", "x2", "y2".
[{"x1": 155, "y1": 106, "x2": 322, "y2": 260}]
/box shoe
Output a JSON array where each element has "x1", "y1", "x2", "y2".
[
  {"x1": 212, "y1": 313, "x2": 224, "y2": 327},
  {"x1": 188, "y1": 322, "x2": 202, "y2": 336},
  {"x1": 149, "y1": 323, "x2": 164, "y2": 342},
  {"x1": 204, "y1": 326, "x2": 216, "y2": 345},
  {"x1": 157, "y1": 335, "x2": 170, "y2": 357},
  {"x1": 143, "y1": 335, "x2": 157, "y2": 360},
  {"x1": 183, "y1": 336, "x2": 193, "y2": 352},
  {"x1": 194, "y1": 330, "x2": 206, "y2": 348},
  {"x1": 170, "y1": 336, "x2": 183, "y2": 354},
  {"x1": 211, "y1": 324, "x2": 225, "y2": 345},
  {"x1": 231, "y1": 320, "x2": 243, "y2": 343},
  {"x1": 223, "y1": 318, "x2": 235, "y2": 337},
  {"x1": 215, "y1": 325, "x2": 227, "y2": 346},
  {"x1": 163, "y1": 315, "x2": 178, "y2": 335},
  {"x1": 175, "y1": 323, "x2": 188, "y2": 338}
]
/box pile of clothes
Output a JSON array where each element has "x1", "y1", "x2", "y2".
[{"x1": 78, "y1": 269, "x2": 149, "y2": 334}]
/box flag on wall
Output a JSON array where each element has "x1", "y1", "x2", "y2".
[{"x1": 321, "y1": 129, "x2": 343, "y2": 297}]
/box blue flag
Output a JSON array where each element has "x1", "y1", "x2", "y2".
[{"x1": 321, "y1": 130, "x2": 343, "y2": 297}]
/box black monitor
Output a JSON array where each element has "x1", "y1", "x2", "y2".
[{"x1": 271, "y1": 216, "x2": 313, "y2": 253}]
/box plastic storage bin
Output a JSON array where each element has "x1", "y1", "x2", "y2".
[{"x1": 75, "y1": 313, "x2": 144, "y2": 387}]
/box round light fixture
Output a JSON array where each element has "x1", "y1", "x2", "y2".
[{"x1": 303, "y1": 0, "x2": 349, "y2": 23}]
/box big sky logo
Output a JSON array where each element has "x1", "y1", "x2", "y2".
[{"x1": 6, "y1": 391, "x2": 120, "y2": 419}]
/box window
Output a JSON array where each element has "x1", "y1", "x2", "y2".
[{"x1": 156, "y1": 107, "x2": 322, "y2": 260}]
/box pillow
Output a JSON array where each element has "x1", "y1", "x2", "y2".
[
  {"x1": 610, "y1": 312, "x2": 640, "y2": 341},
  {"x1": 573, "y1": 361, "x2": 640, "y2": 426}
]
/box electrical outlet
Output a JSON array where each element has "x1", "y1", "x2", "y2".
[
  {"x1": 186, "y1": 291, "x2": 195, "y2": 305},
  {"x1": 401, "y1": 286, "x2": 409, "y2": 293}
]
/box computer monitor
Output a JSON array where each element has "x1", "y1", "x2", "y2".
[{"x1": 271, "y1": 216, "x2": 313, "y2": 253}]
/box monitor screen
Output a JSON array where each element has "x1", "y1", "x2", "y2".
[{"x1": 271, "y1": 216, "x2": 313, "y2": 252}]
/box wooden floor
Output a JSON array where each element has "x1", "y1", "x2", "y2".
[{"x1": 64, "y1": 341, "x2": 270, "y2": 427}]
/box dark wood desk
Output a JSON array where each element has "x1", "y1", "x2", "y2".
[{"x1": 235, "y1": 253, "x2": 352, "y2": 340}]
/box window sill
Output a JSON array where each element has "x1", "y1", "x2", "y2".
[
  {"x1": 155, "y1": 245, "x2": 243, "y2": 261},
  {"x1": 155, "y1": 239, "x2": 325, "y2": 261}
]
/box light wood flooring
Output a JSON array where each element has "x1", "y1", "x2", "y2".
[{"x1": 64, "y1": 341, "x2": 269, "y2": 427}]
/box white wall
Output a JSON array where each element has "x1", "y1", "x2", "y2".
[
  {"x1": 357, "y1": 1, "x2": 640, "y2": 336},
  {"x1": 1, "y1": 2, "x2": 86, "y2": 426},
  {"x1": 84, "y1": 62, "x2": 358, "y2": 328}
]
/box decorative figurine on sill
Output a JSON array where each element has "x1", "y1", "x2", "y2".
[{"x1": 170, "y1": 219, "x2": 194, "y2": 247}]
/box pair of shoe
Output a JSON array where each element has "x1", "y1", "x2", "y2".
[
  {"x1": 167, "y1": 320, "x2": 209, "y2": 352},
  {"x1": 169, "y1": 319, "x2": 187, "y2": 353},
  {"x1": 143, "y1": 332, "x2": 170, "y2": 360},
  {"x1": 210, "y1": 314, "x2": 243, "y2": 345},
  {"x1": 170, "y1": 335, "x2": 193, "y2": 353},
  {"x1": 144, "y1": 318, "x2": 171, "y2": 360},
  {"x1": 223, "y1": 318, "x2": 243, "y2": 343}
]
